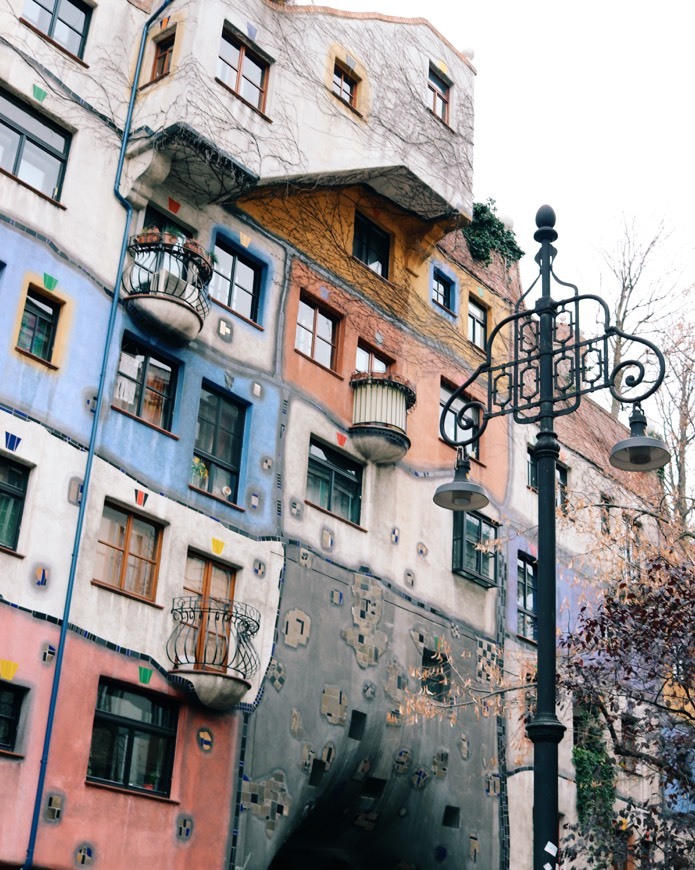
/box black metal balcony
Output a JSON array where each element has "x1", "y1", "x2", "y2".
[
  {"x1": 349, "y1": 371, "x2": 417, "y2": 464},
  {"x1": 166, "y1": 596, "x2": 261, "y2": 709},
  {"x1": 122, "y1": 231, "x2": 213, "y2": 343}
]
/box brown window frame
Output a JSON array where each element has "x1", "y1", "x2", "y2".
[
  {"x1": 295, "y1": 293, "x2": 340, "y2": 370},
  {"x1": 151, "y1": 31, "x2": 175, "y2": 82},
  {"x1": 428, "y1": 66, "x2": 450, "y2": 124},
  {"x1": 94, "y1": 503, "x2": 163, "y2": 602},
  {"x1": 355, "y1": 341, "x2": 390, "y2": 374},
  {"x1": 183, "y1": 551, "x2": 237, "y2": 674},
  {"x1": 332, "y1": 61, "x2": 359, "y2": 108},
  {"x1": 218, "y1": 29, "x2": 269, "y2": 112}
]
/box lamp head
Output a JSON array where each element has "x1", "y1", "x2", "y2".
[
  {"x1": 433, "y1": 449, "x2": 490, "y2": 512},
  {"x1": 609, "y1": 404, "x2": 670, "y2": 472}
]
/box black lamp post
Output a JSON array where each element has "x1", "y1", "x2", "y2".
[{"x1": 434, "y1": 206, "x2": 670, "y2": 870}]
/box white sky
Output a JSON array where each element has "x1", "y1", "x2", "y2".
[{"x1": 300, "y1": 0, "x2": 695, "y2": 295}]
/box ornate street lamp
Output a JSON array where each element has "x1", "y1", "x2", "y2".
[{"x1": 434, "y1": 206, "x2": 670, "y2": 870}]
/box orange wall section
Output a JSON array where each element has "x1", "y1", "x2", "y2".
[{"x1": 0, "y1": 605, "x2": 238, "y2": 870}]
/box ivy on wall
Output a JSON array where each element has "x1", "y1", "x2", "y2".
[{"x1": 463, "y1": 199, "x2": 524, "y2": 265}]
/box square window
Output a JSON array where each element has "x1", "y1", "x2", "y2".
[
  {"x1": 0, "y1": 683, "x2": 26, "y2": 751},
  {"x1": 0, "y1": 457, "x2": 29, "y2": 551},
  {"x1": 332, "y1": 62, "x2": 358, "y2": 108},
  {"x1": 355, "y1": 342, "x2": 388, "y2": 374},
  {"x1": 428, "y1": 66, "x2": 450, "y2": 123},
  {"x1": 87, "y1": 680, "x2": 177, "y2": 796},
  {"x1": 17, "y1": 287, "x2": 61, "y2": 362},
  {"x1": 432, "y1": 270, "x2": 454, "y2": 311},
  {"x1": 23, "y1": 0, "x2": 92, "y2": 58},
  {"x1": 468, "y1": 299, "x2": 487, "y2": 350},
  {"x1": 182, "y1": 552, "x2": 236, "y2": 673},
  {"x1": 452, "y1": 512, "x2": 496, "y2": 587},
  {"x1": 113, "y1": 337, "x2": 177, "y2": 431},
  {"x1": 517, "y1": 553, "x2": 537, "y2": 641},
  {"x1": 151, "y1": 32, "x2": 175, "y2": 81},
  {"x1": 190, "y1": 385, "x2": 246, "y2": 504},
  {"x1": 306, "y1": 439, "x2": 362, "y2": 525},
  {"x1": 218, "y1": 29, "x2": 269, "y2": 111},
  {"x1": 440, "y1": 383, "x2": 479, "y2": 459},
  {"x1": 353, "y1": 213, "x2": 390, "y2": 279},
  {"x1": 93, "y1": 503, "x2": 162, "y2": 601},
  {"x1": 295, "y1": 294, "x2": 339, "y2": 369},
  {"x1": 0, "y1": 89, "x2": 71, "y2": 200},
  {"x1": 211, "y1": 240, "x2": 262, "y2": 323}
]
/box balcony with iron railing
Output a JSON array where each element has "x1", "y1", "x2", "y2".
[
  {"x1": 122, "y1": 230, "x2": 213, "y2": 343},
  {"x1": 166, "y1": 596, "x2": 261, "y2": 710},
  {"x1": 349, "y1": 371, "x2": 417, "y2": 464}
]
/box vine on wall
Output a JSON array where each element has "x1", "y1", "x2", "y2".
[{"x1": 463, "y1": 199, "x2": 524, "y2": 265}]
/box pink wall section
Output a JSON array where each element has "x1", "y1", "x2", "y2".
[{"x1": 0, "y1": 605, "x2": 239, "y2": 869}]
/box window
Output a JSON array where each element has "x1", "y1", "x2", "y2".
[
  {"x1": 452, "y1": 512, "x2": 496, "y2": 587},
  {"x1": 468, "y1": 299, "x2": 487, "y2": 350},
  {"x1": 432, "y1": 270, "x2": 454, "y2": 311},
  {"x1": 355, "y1": 343, "x2": 388, "y2": 374},
  {"x1": 421, "y1": 647, "x2": 451, "y2": 702},
  {"x1": 295, "y1": 295, "x2": 338, "y2": 369},
  {"x1": 621, "y1": 716, "x2": 638, "y2": 773},
  {"x1": 210, "y1": 241, "x2": 262, "y2": 323},
  {"x1": 0, "y1": 89, "x2": 71, "y2": 200},
  {"x1": 332, "y1": 62, "x2": 358, "y2": 108},
  {"x1": 0, "y1": 457, "x2": 29, "y2": 551},
  {"x1": 190, "y1": 386, "x2": 246, "y2": 504},
  {"x1": 113, "y1": 338, "x2": 176, "y2": 431},
  {"x1": 151, "y1": 32, "x2": 175, "y2": 81},
  {"x1": 527, "y1": 449, "x2": 568, "y2": 511},
  {"x1": 17, "y1": 287, "x2": 60, "y2": 362},
  {"x1": 517, "y1": 553, "x2": 537, "y2": 641},
  {"x1": 428, "y1": 66, "x2": 450, "y2": 123},
  {"x1": 306, "y1": 439, "x2": 362, "y2": 525},
  {"x1": 218, "y1": 30, "x2": 268, "y2": 111},
  {"x1": 183, "y1": 552, "x2": 236, "y2": 672},
  {"x1": 440, "y1": 383, "x2": 479, "y2": 459},
  {"x1": 93, "y1": 504, "x2": 162, "y2": 601},
  {"x1": 0, "y1": 684, "x2": 26, "y2": 752},
  {"x1": 87, "y1": 681, "x2": 177, "y2": 796},
  {"x1": 23, "y1": 0, "x2": 91, "y2": 58},
  {"x1": 600, "y1": 494, "x2": 613, "y2": 535},
  {"x1": 353, "y1": 213, "x2": 390, "y2": 279}
]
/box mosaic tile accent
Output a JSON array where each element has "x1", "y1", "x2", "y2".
[
  {"x1": 176, "y1": 815, "x2": 193, "y2": 841},
  {"x1": 138, "y1": 666, "x2": 153, "y2": 685},
  {"x1": 134, "y1": 489, "x2": 148, "y2": 507},
  {"x1": 67, "y1": 477, "x2": 83, "y2": 505},
  {"x1": 167, "y1": 196, "x2": 180, "y2": 213},
  {"x1": 321, "y1": 528, "x2": 335, "y2": 551},
  {"x1": 320, "y1": 685, "x2": 347, "y2": 726},
  {"x1": 386, "y1": 709, "x2": 402, "y2": 727},
  {"x1": 330, "y1": 589, "x2": 343, "y2": 606},
  {"x1": 411, "y1": 767, "x2": 429, "y2": 789},
  {"x1": 253, "y1": 559, "x2": 266, "y2": 577},
  {"x1": 250, "y1": 493, "x2": 260, "y2": 509},
  {"x1": 393, "y1": 747, "x2": 412, "y2": 774},
  {"x1": 267, "y1": 659, "x2": 286, "y2": 691},
  {"x1": 341, "y1": 576, "x2": 389, "y2": 669},
  {"x1": 4, "y1": 432, "x2": 21, "y2": 451},
  {"x1": 353, "y1": 757, "x2": 370, "y2": 780},
  {"x1": 42, "y1": 273, "x2": 57, "y2": 290},
  {"x1": 218, "y1": 319, "x2": 233, "y2": 341},
  {"x1": 283, "y1": 609, "x2": 311, "y2": 648},
  {"x1": 361, "y1": 681, "x2": 376, "y2": 701},
  {"x1": 416, "y1": 542, "x2": 428, "y2": 557},
  {"x1": 450, "y1": 622, "x2": 461, "y2": 639},
  {"x1": 75, "y1": 844, "x2": 94, "y2": 865},
  {"x1": 301, "y1": 743, "x2": 316, "y2": 775},
  {"x1": 321, "y1": 742, "x2": 336, "y2": 770},
  {"x1": 432, "y1": 750, "x2": 449, "y2": 779},
  {"x1": 485, "y1": 773, "x2": 501, "y2": 796},
  {"x1": 299, "y1": 548, "x2": 312, "y2": 568},
  {"x1": 470, "y1": 835, "x2": 480, "y2": 862},
  {"x1": 289, "y1": 708, "x2": 303, "y2": 738},
  {"x1": 335, "y1": 433, "x2": 347, "y2": 447},
  {"x1": 476, "y1": 638, "x2": 499, "y2": 683},
  {"x1": 290, "y1": 499, "x2": 303, "y2": 518},
  {"x1": 246, "y1": 22, "x2": 258, "y2": 40},
  {"x1": 45, "y1": 793, "x2": 63, "y2": 821},
  {"x1": 239, "y1": 231, "x2": 251, "y2": 247},
  {"x1": 252, "y1": 382, "x2": 262, "y2": 398},
  {"x1": 211, "y1": 538, "x2": 224, "y2": 555},
  {"x1": 391, "y1": 527, "x2": 399, "y2": 544},
  {"x1": 197, "y1": 728, "x2": 213, "y2": 752},
  {"x1": 35, "y1": 566, "x2": 49, "y2": 588},
  {"x1": 42, "y1": 643, "x2": 56, "y2": 664},
  {"x1": 409, "y1": 627, "x2": 427, "y2": 653},
  {"x1": 224, "y1": 371, "x2": 234, "y2": 390},
  {"x1": 32, "y1": 84, "x2": 47, "y2": 102},
  {"x1": 0, "y1": 660, "x2": 19, "y2": 680},
  {"x1": 262, "y1": 456, "x2": 273, "y2": 471},
  {"x1": 459, "y1": 734, "x2": 470, "y2": 761},
  {"x1": 383, "y1": 660, "x2": 408, "y2": 703},
  {"x1": 240, "y1": 771, "x2": 290, "y2": 838},
  {"x1": 404, "y1": 570, "x2": 415, "y2": 587}
]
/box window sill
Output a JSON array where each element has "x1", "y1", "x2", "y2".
[
  {"x1": 304, "y1": 499, "x2": 367, "y2": 532},
  {"x1": 86, "y1": 779, "x2": 179, "y2": 803},
  {"x1": 138, "y1": 72, "x2": 170, "y2": 92},
  {"x1": 293, "y1": 349, "x2": 344, "y2": 380},
  {"x1": 211, "y1": 300, "x2": 264, "y2": 331},
  {"x1": 426, "y1": 106, "x2": 453, "y2": 131},
  {"x1": 0, "y1": 748, "x2": 25, "y2": 760},
  {"x1": 452, "y1": 569, "x2": 495, "y2": 590},
  {"x1": 329, "y1": 88, "x2": 364, "y2": 119},
  {"x1": 111, "y1": 406, "x2": 179, "y2": 440},
  {"x1": 19, "y1": 18, "x2": 89, "y2": 67},
  {"x1": 0, "y1": 545, "x2": 25, "y2": 560},
  {"x1": 432, "y1": 299, "x2": 457, "y2": 318},
  {"x1": 516, "y1": 633, "x2": 538, "y2": 647},
  {"x1": 14, "y1": 346, "x2": 59, "y2": 369},
  {"x1": 91, "y1": 579, "x2": 164, "y2": 609},
  {"x1": 0, "y1": 167, "x2": 66, "y2": 208},
  {"x1": 350, "y1": 255, "x2": 395, "y2": 288},
  {"x1": 188, "y1": 485, "x2": 246, "y2": 512},
  {"x1": 214, "y1": 78, "x2": 272, "y2": 123}
]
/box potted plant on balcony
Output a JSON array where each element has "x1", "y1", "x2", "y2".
[
  {"x1": 132, "y1": 226, "x2": 161, "y2": 246},
  {"x1": 162, "y1": 226, "x2": 186, "y2": 247}
]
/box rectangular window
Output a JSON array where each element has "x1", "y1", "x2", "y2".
[
  {"x1": 355, "y1": 342, "x2": 388, "y2": 374},
  {"x1": 421, "y1": 647, "x2": 451, "y2": 702},
  {"x1": 428, "y1": 66, "x2": 450, "y2": 123},
  {"x1": 190, "y1": 386, "x2": 246, "y2": 504},
  {"x1": 0, "y1": 89, "x2": 71, "y2": 200},
  {"x1": 218, "y1": 30, "x2": 269, "y2": 111},
  {"x1": 517, "y1": 553, "x2": 537, "y2": 641},
  {"x1": 527, "y1": 449, "x2": 568, "y2": 511},
  {"x1": 432, "y1": 270, "x2": 454, "y2": 311},
  {"x1": 452, "y1": 512, "x2": 496, "y2": 587},
  {"x1": 306, "y1": 439, "x2": 362, "y2": 525},
  {"x1": 93, "y1": 504, "x2": 162, "y2": 601},
  {"x1": 23, "y1": 0, "x2": 92, "y2": 58},
  {"x1": 600, "y1": 494, "x2": 613, "y2": 535},
  {"x1": 113, "y1": 337, "x2": 177, "y2": 431},
  {"x1": 0, "y1": 457, "x2": 29, "y2": 551},
  {"x1": 621, "y1": 716, "x2": 638, "y2": 773},
  {"x1": 17, "y1": 287, "x2": 60, "y2": 362},
  {"x1": 353, "y1": 213, "x2": 390, "y2": 279},
  {"x1": 211, "y1": 241, "x2": 261, "y2": 323},
  {"x1": 183, "y1": 552, "x2": 236, "y2": 673},
  {"x1": 295, "y1": 295, "x2": 338, "y2": 369},
  {"x1": 0, "y1": 683, "x2": 26, "y2": 752},
  {"x1": 151, "y1": 32, "x2": 175, "y2": 81},
  {"x1": 440, "y1": 383, "x2": 479, "y2": 459},
  {"x1": 87, "y1": 681, "x2": 177, "y2": 796},
  {"x1": 468, "y1": 299, "x2": 487, "y2": 350},
  {"x1": 332, "y1": 61, "x2": 358, "y2": 107}
]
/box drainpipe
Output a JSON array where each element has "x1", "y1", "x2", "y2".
[{"x1": 22, "y1": 1, "x2": 174, "y2": 865}]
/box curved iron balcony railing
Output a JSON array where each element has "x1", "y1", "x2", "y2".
[
  {"x1": 167, "y1": 596, "x2": 261, "y2": 680},
  {"x1": 349, "y1": 371, "x2": 417, "y2": 464},
  {"x1": 122, "y1": 231, "x2": 213, "y2": 342}
]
